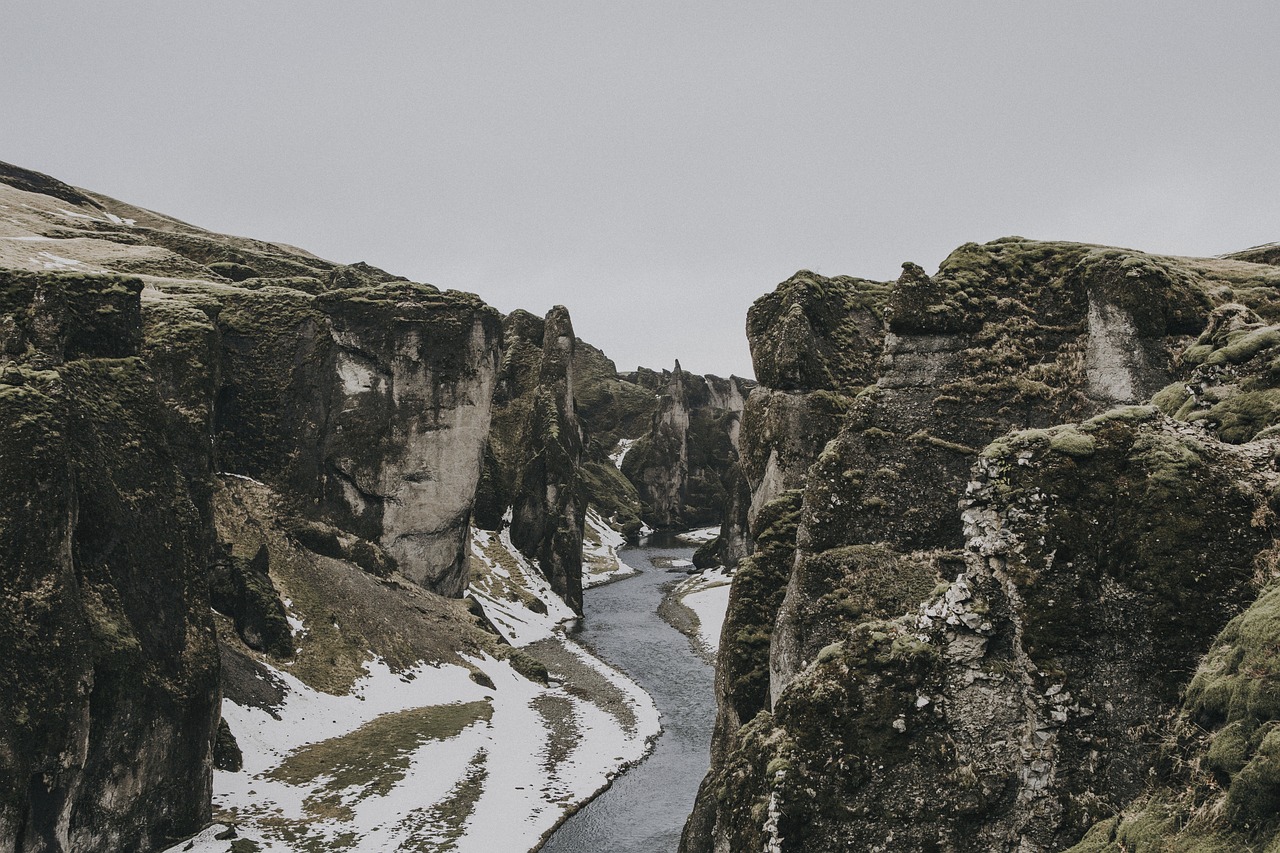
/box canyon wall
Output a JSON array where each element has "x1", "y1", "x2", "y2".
[
  {"x1": 0, "y1": 164, "x2": 504, "y2": 851},
  {"x1": 621, "y1": 363, "x2": 754, "y2": 531},
  {"x1": 0, "y1": 270, "x2": 220, "y2": 851},
  {"x1": 684, "y1": 239, "x2": 1280, "y2": 852}
]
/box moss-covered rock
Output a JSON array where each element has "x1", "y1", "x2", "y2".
[
  {"x1": 747, "y1": 270, "x2": 888, "y2": 392},
  {"x1": 0, "y1": 276, "x2": 220, "y2": 852},
  {"x1": 210, "y1": 543, "x2": 294, "y2": 658},
  {"x1": 1068, "y1": 576, "x2": 1280, "y2": 852},
  {"x1": 620, "y1": 364, "x2": 751, "y2": 529},
  {"x1": 685, "y1": 239, "x2": 1280, "y2": 853}
]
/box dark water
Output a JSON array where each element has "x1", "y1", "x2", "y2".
[{"x1": 539, "y1": 535, "x2": 714, "y2": 853}]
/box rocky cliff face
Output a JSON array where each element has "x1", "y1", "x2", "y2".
[
  {"x1": 620, "y1": 362, "x2": 754, "y2": 531},
  {"x1": 684, "y1": 239, "x2": 1280, "y2": 852},
  {"x1": 683, "y1": 272, "x2": 890, "y2": 847},
  {"x1": 476, "y1": 306, "x2": 589, "y2": 611},
  {"x1": 205, "y1": 279, "x2": 502, "y2": 596},
  {"x1": 0, "y1": 163, "x2": 508, "y2": 852},
  {"x1": 0, "y1": 270, "x2": 220, "y2": 852}
]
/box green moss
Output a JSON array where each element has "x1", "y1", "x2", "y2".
[
  {"x1": 720, "y1": 490, "x2": 804, "y2": 726},
  {"x1": 1205, "y1": 327, "x2": 1280, "y2": 366},
  {"x1": 908, "y1": 429, "x2": 979, "y2": 456},
  {"x1": 1226, "y1": 727, "x2": 1280, "y2": 827},
  {"x1": 1207, "y1": 720, "x2": 1251, "y2": 777},
  {"x1": 502, "y1": 648, "x2": 550, "y2": 686},
  {"x1": 1048, "y1": 428, "x2": 1096, "y2": 458},
  {"x1": 1152, "y1": 382, "x2": 1191, "y2": 415},
  {"x1": 747, "y1": 270, "x2": 889, "y2": 392},
  {"x1": 1186, "y1": 582, "x2": 1280, "y2": 727},
  {"x1": 1186, "y1": 389, "x2": 1280, "y2": 444},
  {"x1": 815, "y1": 642, "x2": 845, "y2": 664}
]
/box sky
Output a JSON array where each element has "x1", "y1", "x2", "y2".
[{"x1": 3, "y1": 1, "x2": 1277, "y2": 379}]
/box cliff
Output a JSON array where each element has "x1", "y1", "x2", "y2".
[
  {"x1": 620, "y1": 363, "x2": 754, "y2": 531},
  {"x1": 684, "y1": 239, "x2": 1280, "y2": 852},
  {"x1": 0, "y1": 162, "x2": 659, "y2": 852},
  {"x1": 0, "y1": 270, "x2": 220, "y2": 850},
  {"x1": 475, "y1": 306, "x2": 589, "y2": 612}
]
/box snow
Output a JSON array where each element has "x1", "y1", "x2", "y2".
[
  {"x1": 676, "y1": 525, "x2": 720, "y2": 544},
  {"x1": 29, "y1": 250, "x2": 105, "y2": 272},
  {"x1": 468, "y1": 526, "x2": 578, "y2": 645},
  {"x1": 213, "y1": 623, "x2": 658, "y2": 851},
  {"x1": 582, "y1": 508, "x2": 638, "y2": 588},
  {"x1": 672, "y1": 566, "x2": 733, "y2": 655},
  {"x1": 177, "y1": 500, "x2": 662, "y2": 852},
  {"x1": 159, "y1": 823, "x2": 240, "y2": 852},
  {"x1": 608, "y1": 438, "x2": 636, "y2": 469}
]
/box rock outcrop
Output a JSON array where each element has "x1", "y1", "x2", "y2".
[
  {"x1": 620, "y1": 362, "x2": 753, "y2": 531},
  {"x1": 205, "y1": 280, "x2": 502, "y2": 596},
  {"x1": 0, "y1": 270, "x2": 220, "y2": 852},
  {"x1": 684, "y1": 239, "x2": 1280, "y2": 853},
  {"x1": 476, "y1": 306, "x2": 589, "y2": 612},
  {"x1": 0, "y1": 162, "x2": 505, "y2": 851}
]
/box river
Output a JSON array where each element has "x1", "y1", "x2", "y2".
[{"x1": 539, "y1": 534, "x2": 715, "y2": 853}]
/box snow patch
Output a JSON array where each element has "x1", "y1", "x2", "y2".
[
  {"x1": 676, "y1": 526, "x2": 720, "y2": 544},
  {"x1": 29, "y1": 250, "x2": 105, "y2": 272},
  {"x1": 608, "y1": 437, "x2": 636, "y2": 469},
  {"x1": 582, "y1": 507, "x2": 638, "y2": 588},
  {"x1": 672, "y1": 566, "x2": 733, "y2": 655}
]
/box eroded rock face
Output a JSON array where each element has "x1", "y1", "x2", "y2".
[
  {"x1": 209, "y1": 282, "x2": 503, "y2": 596},
  {"x1": 683, "y1": 239, "x2": 1280, "y2": 853},
  {"x1": 0, "y1": 163, "x2": 513, "y2": 852},
  {"x1": 696, "y1": 413, "x2": 1276, "y2": 853},
  {"x1": 477, "y1": 307, "x2": 588, "y2": 611},
  {"x1": 509, "y1": 306, "x2": 588, "y2": 612},
  {"x1": 320, "y1": 284, "x2": 502, "y2": 595},
  {"x1": 621, "y1": 363, "x2": 753, "y2": 530},
  {"x1": 0, "y1": 271, "x2": 219, "y2": 853}
]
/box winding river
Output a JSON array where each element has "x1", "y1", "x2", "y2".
[{"x1": 540, "y1": 535, "x2": 715, "y2": 853}]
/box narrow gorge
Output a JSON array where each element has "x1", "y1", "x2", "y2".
[{"x1": 4, "y1": 159, "x2": 1280, "y2": 853}]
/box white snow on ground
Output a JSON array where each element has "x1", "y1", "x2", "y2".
[
  {"x1": 160, "y1": 823, "x2": 239, "y2": 852},
  {"x1": 608, "y1": 438, "x2": 636, "y2": 469},
  {"x1": 468, "y1": 526, "x2": 578, "y2": 645},
  {"x1": 582, "y1": 508, "x2": 638, "y2": 588},
  {"x1": 673, "y1": 566, "x2": 734, "y2": 655},
  {"x1": 189, "y1": 524, "x2": 659, "y2": 853},
  {"x1": 29, "y1": 250, "x2": 105, "y2": 272},
  {"x1": 676, "y1": 525, "x2": 720, "y2": 544}
]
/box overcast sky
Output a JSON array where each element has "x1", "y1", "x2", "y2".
[{"x1": 4, "y1": 2, "x2": 1277, "y2": 378}]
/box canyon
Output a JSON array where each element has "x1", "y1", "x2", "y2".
[{"x1": 3, "y1": 160, "x2": 1280, "y2": 852}]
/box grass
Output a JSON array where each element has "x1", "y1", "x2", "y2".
[{"x1": 267, "y1": 700, "x2": 493, "y2": 816}]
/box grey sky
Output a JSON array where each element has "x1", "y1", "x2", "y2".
[{"x1": 4, "y1": 1, "x2": 1277, "y2": 378}]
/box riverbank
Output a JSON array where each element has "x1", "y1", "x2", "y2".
[
  {"x1": 168, "y1": 502, "x2": 660, "y2": 853},
  {"x1": 537, "y1": 537, "x2": 719, "y2": 853},
  {"x1": 659, "y1": 565, "x2": 733, "y2": 662}
]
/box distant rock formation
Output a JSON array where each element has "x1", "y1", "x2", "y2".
[
  {"x1": 476, "y1": 306, "x2": 588, "y2": 612},
  {"x1": 620, "y1": 362, "x2": 754, "y2": 531}
]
